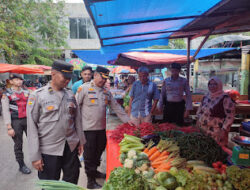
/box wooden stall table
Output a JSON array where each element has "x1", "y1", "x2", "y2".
[{"x1": 106, "y1": 130, "x2": 122, "y2": 180}]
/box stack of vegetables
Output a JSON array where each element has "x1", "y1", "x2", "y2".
[
  {"x1": 172, "y1": 132, "x2": 228, "y2": 166},
  {"x1": 109, "y1": 122, "x2": 199, "y2": 143},
  {"x1": 36, "y1": 180, "x2": 86, "y2": 190},
  {"x1": 143, "y1": 139, "x2": 186, "y2": 173},
  {"x1": 106, "y1": 131, "x2": 250, "y2": 190}
]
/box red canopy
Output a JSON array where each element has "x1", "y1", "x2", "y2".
[
  {"x1": 0, "y1": 63, "x2": 44, "y2": 74},
  {"x1": 111, "y1": 66, "x2": 136, "y2": 74},
  {"x1": 114, "y1": 52, "x2": 192, "y2": 68}
]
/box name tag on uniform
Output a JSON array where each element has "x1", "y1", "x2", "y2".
[{"x1": 88, "y1": 94, "x2": 97, "y2": 99}]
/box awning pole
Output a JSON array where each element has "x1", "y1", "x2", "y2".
[
  {"x1": 192, "y1": 29, "x2": 213, "y2": 60},
  {"x1": 187, "y1": 37, "x2": 191, "y2": 83}
]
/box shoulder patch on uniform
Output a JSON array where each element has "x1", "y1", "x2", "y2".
[
  {"x1": 1, "y1": 94, "x2": 6, "y2": 99},
  {"x1": 28, "y1": 97, "x2": 35, "y2": 106},
  {"x1": 46, "y1": 105, "x2": 54, "y2": 111},
  {"x1": 77, "y1": 86, "x2": 83, "y2": 93}
]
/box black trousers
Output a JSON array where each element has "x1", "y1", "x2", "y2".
[
  {"x1": 38, "y1": 142, "x2": 81, "y2": 185},
  {"x1": 83, "y1": 130, "x2": 106, "y2": 178},
  {"x1": 164, "y1": 100, "x2": 185, "y2": 126},
  {"x1": 11, "y1": 118, "x2": 27, "y2": 163}
]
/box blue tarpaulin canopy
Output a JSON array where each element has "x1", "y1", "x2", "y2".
[
  {"x1": 83, "y1": 0, "x2": 250, "y2": 52},
  {"x1": 73, "y1": 48, "x2": 236, "y2": 66}
]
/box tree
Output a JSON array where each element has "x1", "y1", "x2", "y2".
[
  {"x1": 150, "y1": 39, "x2": 186, "y2": 49},
  {"x1": 0, "y1": 0, "x2": 68, "y2": 65}
]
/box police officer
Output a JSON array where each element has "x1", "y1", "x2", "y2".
[
  {"x1": 76, "y1": 66, "x2": 133, "y2": 189},
  {"x1": 1, "y1": 74, "x2": 31, "y2": 174},
  {"x1": 159, "y1": 63, "x2": 192, "y2": 126},
  {"x1": 26, "y1": 60, "x2": 86, "y2": 184}
]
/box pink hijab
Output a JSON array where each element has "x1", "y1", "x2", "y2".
[{"x1": 208, "y1": 76, "x2": 225, "y2": 98}]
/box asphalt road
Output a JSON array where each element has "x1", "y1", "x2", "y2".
[{"x1": 0, "y1": 114, "x2": 121, "y2": 190}]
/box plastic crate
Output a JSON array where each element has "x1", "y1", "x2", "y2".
[{"x1": 231, "y1": 146, "x2": 250, "y2": 166}]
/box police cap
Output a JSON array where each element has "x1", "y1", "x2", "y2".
[
  {"x1": 52, "y1": 60, "x2": 74, "y2": 79},
  {"x1": 170, "y1": 62, "x2": 181, "y2": 70},
  {"x1": 9, "y1": 74, "x2": 23, "y2": 80},
  {"x1": 96, "y1": 66, "x2": 110, "y2": 79}
]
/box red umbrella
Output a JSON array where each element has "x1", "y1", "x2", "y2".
[{"x1": 0, "y1": 63, "x2": 44, "y2": 74}]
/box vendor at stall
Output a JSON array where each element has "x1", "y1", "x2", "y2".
[
  {"x1": 159, "y1": 63, "x2": 192, "y2": 126},
  {"x1": 128, "y1": 66, "x2": 160, "y2": 126},
  {"x1": 196, "y1": 76, "x2": 235, "y2": 146}
]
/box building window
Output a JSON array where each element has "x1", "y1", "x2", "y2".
[{"x1": 69, "y1": 18, "x2": 98, "y2": 39}]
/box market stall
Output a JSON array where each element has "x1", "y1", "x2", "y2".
[
  {"x1": 0, "y1": 63, "x2": 44, "y2": 74},
  {"x1": 105, "y1": 122, "x2": 250, "y2": 190}
]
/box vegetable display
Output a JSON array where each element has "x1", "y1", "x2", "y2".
[
  {"x1": 226, "y1": 166, "x2": 250, "y2": 190},
  {"x1": 107, "y1": 122, "x2": 249, "y2": 190},
  {"x1": 173, "y1": 132, "x2": 228, "y2": 166},
  {"x1": 103, "y1": 167, "x2": 150, "y2": 190},
  {"x1": 36, "y1": 180, "x2": 86, "y2": 190},
  {"x1": 119, "y1": 134, "x2": 144, "y2": 153}
]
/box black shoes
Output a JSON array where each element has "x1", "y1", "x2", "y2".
[
  {"x1": 87, "y1": 177, "x2": 102, "y2": 189},
  {"x1": 19, "y1": 165, "x2": 31, "y2": 174},
  {"x1": 95, "y1": 171, "x2": 106, "y2": 179}
]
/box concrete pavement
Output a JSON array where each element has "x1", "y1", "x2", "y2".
[{"x1": 0, "y1": 114, "x2": 121, "y2": 190}]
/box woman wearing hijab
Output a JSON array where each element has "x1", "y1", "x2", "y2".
[{"x1": 196, "y1": 76, "x2": 235, "y2": 146}]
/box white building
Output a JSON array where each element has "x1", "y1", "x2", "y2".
[{"x1": 64, "y1": 3, "x2": 100, "y2": 60}]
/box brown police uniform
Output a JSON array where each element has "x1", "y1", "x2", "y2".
[
  {"x1": 76, "y1": 66, "x2": 129, "y2": 186},
  {"x1": 26, "y1": 60, "x2": 86, "y2": 184}
]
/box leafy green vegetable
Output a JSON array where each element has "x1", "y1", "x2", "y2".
[
  {"x1": 226, "y1": 166, "x2": 250, "y2": 190},
  {"x1": 170, "y1": 169, "x2": 190, "y2": 187},
  {"x1": 103, "y1": 167, "x2": 150, "y2": 190},
  {"x1": 162, "y1": 177, "x2": 178, "y2": 190},
  {"x1": 173, "y1": 132, "x2": 228, "y2": 166},
  {"x1": 36, "y1": 180, "x2": 86, "y2": 190}
]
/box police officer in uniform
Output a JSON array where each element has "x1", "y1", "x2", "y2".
[
  {"x1": 1, "y1": 74, "x2": 31, "y2": 174},
  {"x1": 159, "y1": 63, "x2": 192, "y2": 126},
  {"x1": 76, "y1": 66, "x2": 133, "y2": 189},
  {"x1": 26, "y1": 60, "x2": 86, "y2": 184}
]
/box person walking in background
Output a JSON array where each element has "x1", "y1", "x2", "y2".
[
  {"x1": 196, "y1": 76, "x2": 235, "y2": 146},
  {"x1": 76, "y1": 66, "x2": 133, "y2": 189},
  {"x1": 159, "y1": 63, "x2": 192, "y2": 126},
  {"x1": 26, "y1": 60, "x2": 86, "y2": 184},
  {"x1": 128, "y1": 66, "x2": 160, "y2": 126},
  {"x1": 123, "y1": 75, "x2": 135, "y2": 113},
  {"x1": 72, "y1": 66, "x2": 93, "y2": 94},
  {"x1": 1, "y1": 74, "x2": 31, "y2": 174}
]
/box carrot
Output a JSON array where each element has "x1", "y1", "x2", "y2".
[
  {"x1": 147, "y1": 146, "x2": 158, "y2": 157},
  {"x1": 152, "y1": 155, "x2": 169, "y2": 164},
  {"x1": 155, "y1": 168, "x2": 170, "y2": 173},
  {"x1": 149, "y1": 150, "x2": 161, "y2": 161},
  {"x1": 159, "y1": 151, "x2": 169, "y2": 157},
  {"x1": 157, "y1": 162, "x2": 171, "y2": 170},
  {"x1": 152, "y1": 163, "x2": 161, "y2": 168},
  {"x1": 151, "y1": 156, "x2": 168, "y2": 164},
  {"x1": 143, "y1": 148, "x2": 149, "y2": 154}
]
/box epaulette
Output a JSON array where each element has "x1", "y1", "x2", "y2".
[{"x1": 35, "y1": 87, "x2": 45, "y2": 93}]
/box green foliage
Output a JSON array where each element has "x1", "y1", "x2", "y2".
[
  {"x1": 0, "y1": 0, "x2": 68, "y2": 65},
  {"x1": 150, "y1": 39, "x2": 186, "y2": 49}
]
